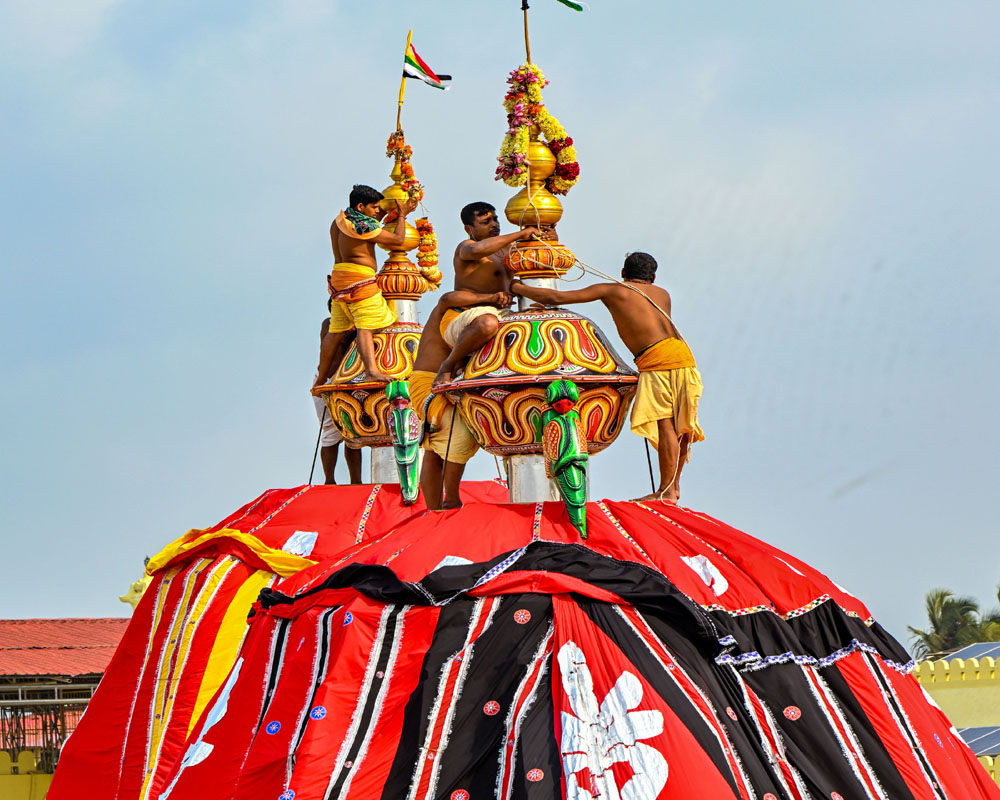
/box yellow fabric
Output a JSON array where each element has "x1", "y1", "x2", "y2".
[
  {"x1": 439, "y1": 308, "x2": 465, "y2": 340},
  {"x1": 443, "y1": 305, "x2": 503, "y2": 348},
  {"x1": 630, "y1": 365, "x2": 705, "y2": 452},
  {"x1": 634, "y1": 336, "x2": 697, "y2": 372},
  {"x1": 335, "y1": 210, "x2": 382, "y2": 241},
  {"x1": 328, "y1": 292, "x2": 396, "y2": 332},
  {"x1": 143, "y1": 558, "x2": 210, "y2": 796},
  {"x1": 147, "y1": 528, "x2": 318, "y2": 578},
  {"x1": 331, "y1": 262, "x2": 382, "y2": 303},
  {"x1": 187, "y1": 568, "x2": 275, "y2": 736},
  {"x1": 409, "y1": 369, "x2": 449, "y2": 424},
  {"x1": 408, "y1": 370, "x2": 478, "y2": 465}
]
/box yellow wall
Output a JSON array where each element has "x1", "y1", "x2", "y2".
[
  {"x1": 0, "y1": 774, "x2": 53, "y2": 800},
  {"x1": 915, "y1": 656, "x2": 1000, "y2": 727},
  {"x1": 916, "y1": 656, "x2": 1000, "y2": 786}
]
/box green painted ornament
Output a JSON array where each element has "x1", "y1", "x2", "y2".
[
  {"x1": 542, "y1": 378, "x2": 589, "y2": 538},
  {"x1": 386, "y1": 380, "x2": 421, "y2": 505}
]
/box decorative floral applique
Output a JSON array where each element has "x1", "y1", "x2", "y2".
[{"x1": 558, "y1": 641, "x2": 668, "y2": 800}]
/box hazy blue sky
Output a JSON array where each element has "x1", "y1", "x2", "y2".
[{"x1": 2, "y1": 0, "x2": 998, "y2": 646}]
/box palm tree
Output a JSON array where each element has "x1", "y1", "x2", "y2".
[{"x1": 908, "y1": 589, "x2": 984, "y2": 658}]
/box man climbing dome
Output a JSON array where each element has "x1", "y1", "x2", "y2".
[
  {"x1": 432, "y1": 201, "x2": 549, "y2": 387},
  {"x1": 409, "y1": 288, "x2": 511, "y2": 509},
  {"x1": 512, "y1": 251, "x2": 703, "y2": 504},
  {"x1": 315, "y1": 184, "x2": 417, "y2": 386},
  {"x1": 313, "y1": 278, "x2": 362, "y2": 485}
]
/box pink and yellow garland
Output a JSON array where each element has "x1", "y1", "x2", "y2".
[{"x1": 495, "y1": 64, "x2": 580, "y2": 195}]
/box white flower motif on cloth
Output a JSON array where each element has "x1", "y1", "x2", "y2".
[
  {"x1": 681, "y1": 555, "x2": 729, "y2": 597},
  {"x1": 283, "y1": 531, "x2": 318, "y2": 557},
  {"x1": 557, "y1": 642, "x2": 668, "y2": 800},
  {"x1": 161, "y1": 657, "x2": 244, "y2": 798}
]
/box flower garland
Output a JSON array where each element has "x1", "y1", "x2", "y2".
[
  {"x1": 383, "y1": 131, "x2": 441, "y2": 289},
  {"x1": 384, "y1": 130, "x2": 424, "y2": 226},
  {"x1": 495, "y1": 64, "x2": 580, "y2": 196},
  {"x1": 415, "y1": 217, "x2": 439, "y2": 275}
]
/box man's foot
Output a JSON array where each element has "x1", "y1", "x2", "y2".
[
  {"x1": 365, "y1": 369, "x2": 393, "y2": 384},
  {"x1": 631, "y1": 489, "x2": 679, "y2": 504},
  {"x1": 432, "y1": 365, "x2": 454, "y2": 388},
  {"x1": 441, "y1": 499, "x2": 464, "y2": 510}
]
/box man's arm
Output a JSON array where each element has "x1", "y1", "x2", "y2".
[
  {"x1": 510, "y1": 281, "x2": 616, "y2": 306},
  {"x1": 456, "y1": 227, "x2": 540, "y2": 261},
  {"x1": 373, "y1": 199, "x2": 418, "y2": 249},
  {"x1": 438, "y1": 289, "x2": 512, "y2": 309}
]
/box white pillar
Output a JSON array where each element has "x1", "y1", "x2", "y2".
[
  {"x1": 394, "y1": 298, "x2": 419, "y2": 323},
  {"x1": 516, "y1": 277, "x2": 559, "y2": 312}
]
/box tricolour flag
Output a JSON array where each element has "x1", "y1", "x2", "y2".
[
  {"x1": 403, "y1": 43, "x2": 452, "y2": 90},
  {"x1": 553, "y1": 0, "x2": 587, "y2": 10}
]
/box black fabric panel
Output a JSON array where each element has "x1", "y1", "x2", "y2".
[
  {"x1": 290, "y1": 608, "x2": 335, "y2": 776},
  {"x1": 260, "y1": 543, "x2": 912, "y2": 673},
  {"x1": 433, "y1": 594, "x2": 553, "y2": 800},
  {"x1": 578, "y1": 600, "x2": 741, "y2": 799},
  {"x1": 819, "y1": 661, "x2": 917, "y2": 800},
  {"x1": 742, "y1": 663, "x2": 881, "y2": 800},
  {"x1": 509, "y1": 647, "x2": 561, "y2": 800},
  {"x1": 327, "y1": 607, "x2": 404, "y2": 800},
  {"x1": 261, "y1": 543, "x2": 716, "y2": 646},
  {"x1": 636, "y1": 607, "x2": 793, "y2": 796},
  {"x1": 379, "y1": 601, "x2": 481, "y2": 800},
  {"x1": 255, "y1": 617, "x2": 290, "y2": 731},
  {"x1": 863, "y1": 653, "x2": 947, "y2": 798},
  {"x1": 718, "y1": 601, "x2": 912, "y2": 671}
]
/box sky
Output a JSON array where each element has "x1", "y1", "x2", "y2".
[{"x1": 1, "y1": 0, "x2": 998, "y2": 646}]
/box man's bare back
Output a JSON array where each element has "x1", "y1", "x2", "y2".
[
  {"x1": 331, "y1": 198, "x2": 416, "y2": 267},
  {"x1": 510, "y1": 252, "x2": 700, "y2": 504},
  {"x1": 509, "y1": 279, "x2": 678, "y2": 355},
  {"x1": 598, "y1": 281, "x2": 679, "y2": 355},
  {"x1": 331, "y1": 223, "x2": 378, "y2": 268}
]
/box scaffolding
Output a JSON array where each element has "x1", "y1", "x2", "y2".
[{"x1": 0, "y1": 679, "x2": 97, "y2": 773}]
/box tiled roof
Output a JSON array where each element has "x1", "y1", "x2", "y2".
[{"x1": 0, "y1": 618, "x2": 129, "y2": 677}]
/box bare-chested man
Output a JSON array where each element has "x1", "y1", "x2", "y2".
[
  {"x1": 512, "y1": 252, "x2": 704, "y2": 504},
  {"x1": 409, "y1": 287, "x2": 511, "y2": 509},
  {"x1": 315, "y1": 184, "x2": 417, "y2": 386},
  {"x1": 431, "y1": 202, "x2": 544, "y2": 386}
]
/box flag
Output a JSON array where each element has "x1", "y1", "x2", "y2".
[
  {"x1": 553, "y1": 0, "x2": 587, "y2": 10},
  {"x1": 403, "y1": 42, "x2": 451, "y2": 90}
]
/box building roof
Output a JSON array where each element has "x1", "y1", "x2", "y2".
[
  {"x1": 0, "y1": 618, "x2": 129, "y2": 678},
  {"x1": 942, "y1": 642, "x2": 1000, "y2": 661},
  {"x1": 958, "y1": 727, "x2": 1000, "y2": 757}
]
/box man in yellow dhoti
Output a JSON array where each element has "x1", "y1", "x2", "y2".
[
  {"x1": 410, "y1": 287, "x2": 512, "y2": 509},
  {"x1": 314, "y1": 184, "x2": 417, "y2": 385},
  {"x1": 512, "y1": 252, "x2": 703, "y2": 504}
]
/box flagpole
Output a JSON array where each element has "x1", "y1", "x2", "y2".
[
  {"x1": 396, "y1": 29, "x2": 413, "y2": 131},
  {"x1": 521, "y1": 1, "x2": 532, "y2": 64}
]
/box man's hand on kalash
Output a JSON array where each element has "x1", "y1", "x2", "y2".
[
  {"x1": 492, "y1": 291, "x2": 513, "y2": 308},
  {"x1": 517, "y1": 226, "x2": 542, "y2": 241},
  {"x1": 397, "y1": 197, "x2": 418, "y2": 215},
  {"x1": 536, "y1": 224, "x2": 558, "y2": 241}
]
